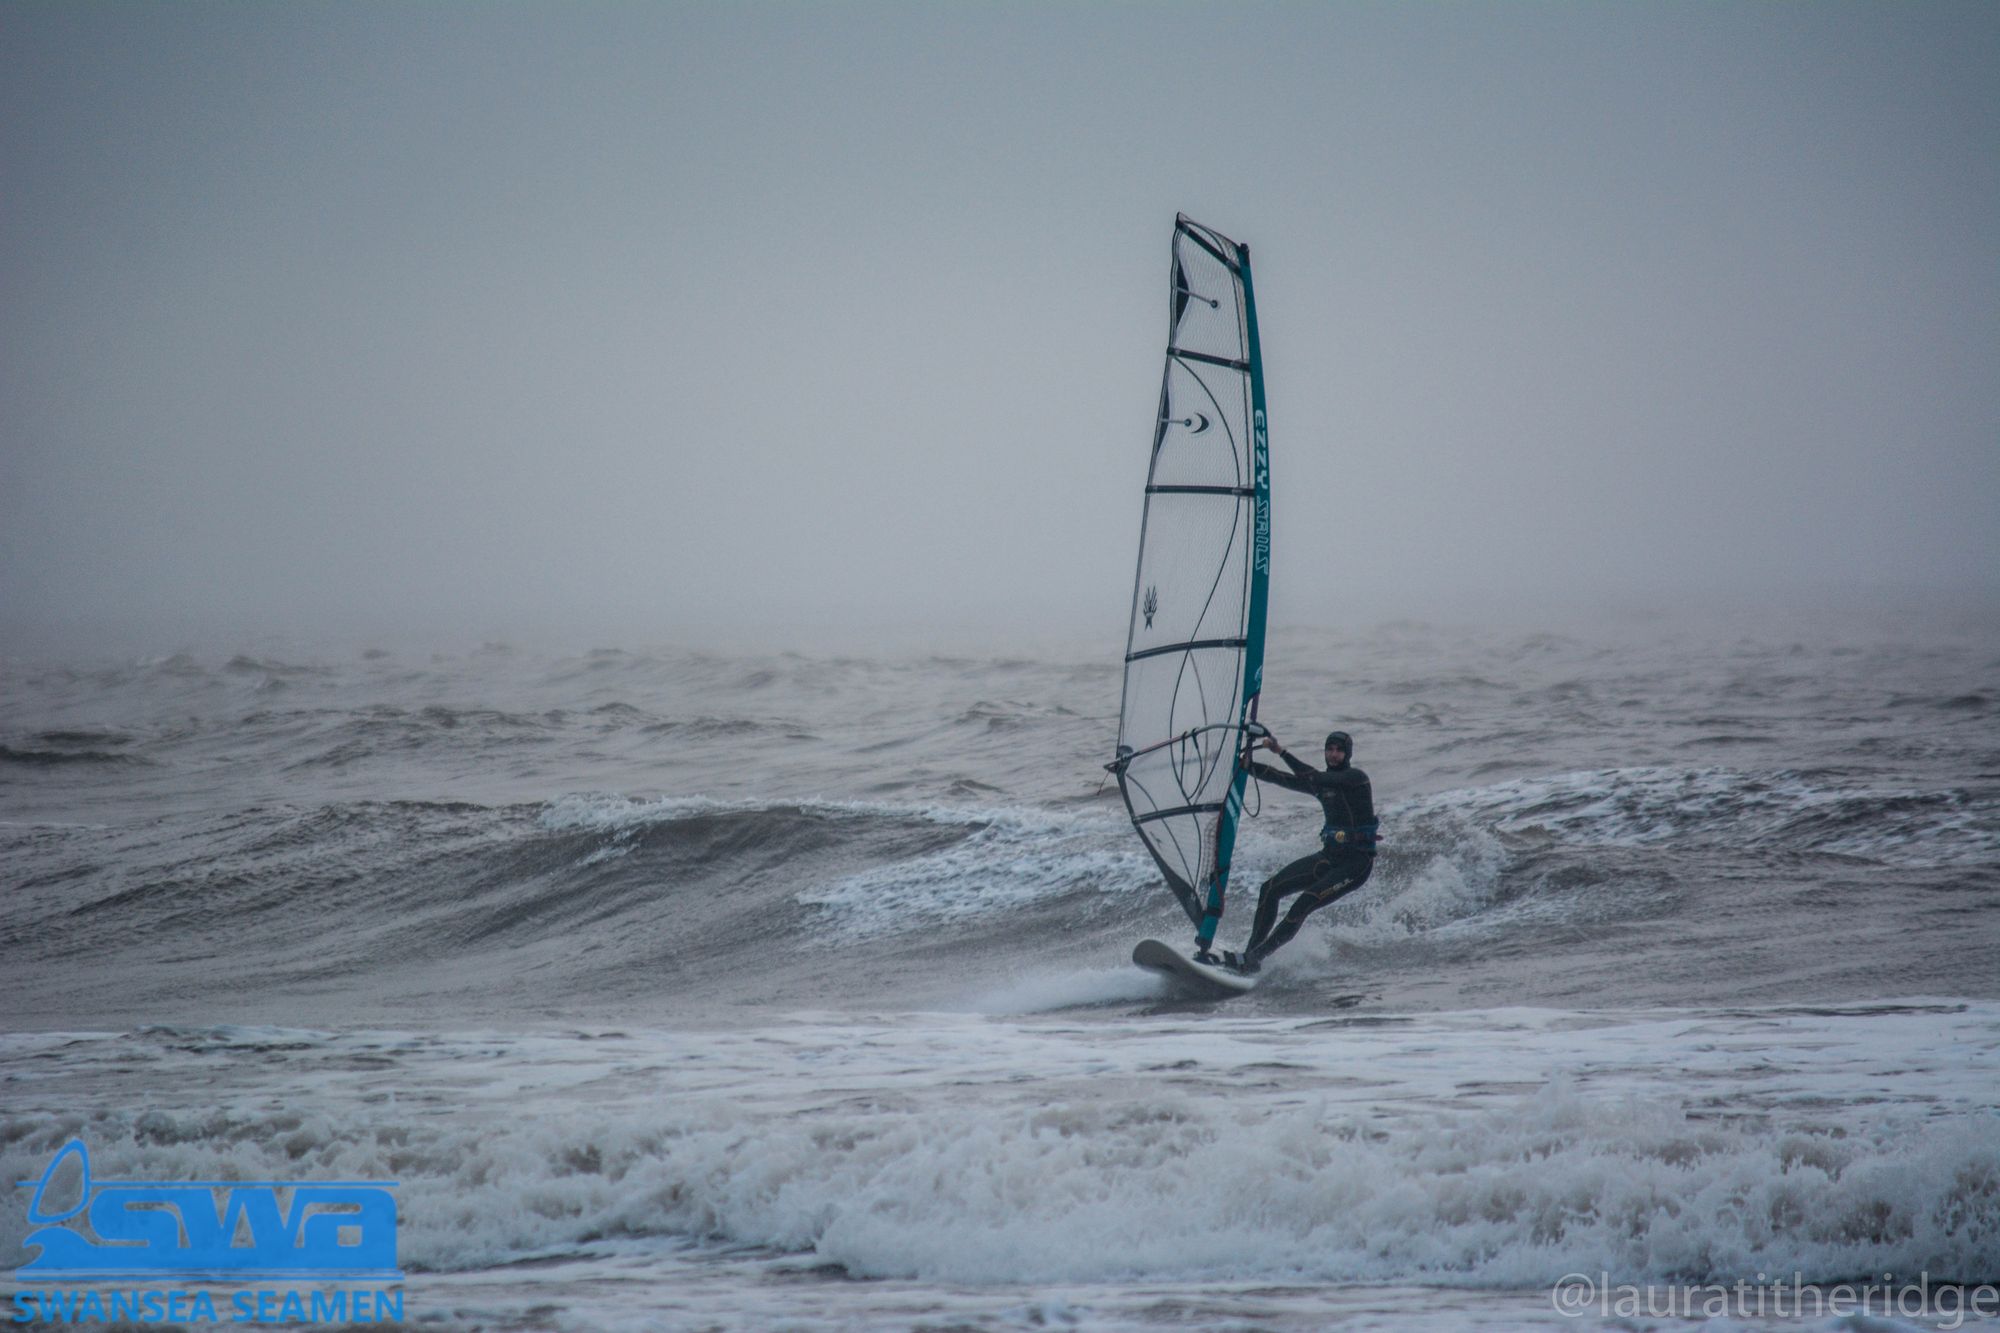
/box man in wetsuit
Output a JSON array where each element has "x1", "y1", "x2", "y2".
[{"x1": 1219, "y1": 729, "x2": 1378, "y2": 973}]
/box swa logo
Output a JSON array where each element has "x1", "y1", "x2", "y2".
[{"x1": 15, "y1": 1139, "x2": 401, "y2": 1280}]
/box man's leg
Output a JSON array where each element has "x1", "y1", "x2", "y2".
[
  {"x1": 1245, "y1": 855, "x2": 1374, "y2": 965},
  {"x1": 1244, "y1": 851, "x2": 1331, "y2": 958}
]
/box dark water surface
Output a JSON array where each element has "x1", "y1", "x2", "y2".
[{"x1": 3, "y1": 612, "x2": 1996, "y2": 1328}]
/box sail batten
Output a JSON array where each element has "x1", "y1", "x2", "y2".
[
  {"x1": 1171, "y1": 350, "x2": 1252, "y2": 372},
  {"x1": 1124, "y1": 637, "x2": 1248, "y2": 663},
  {"x1": 1111, "y1": 216, "x2": 1272, "y2": 942}
]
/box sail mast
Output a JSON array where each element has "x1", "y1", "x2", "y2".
[{"x1": 1195, "y1": 231, "x2": 1270, "y2": 949}]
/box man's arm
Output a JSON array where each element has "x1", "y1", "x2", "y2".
[
  {"x1": 1246, "y1": 758, "x2": 1314, "y2": 793},
  {"x1": 1247, "y1": 735, "x2": 1319, "y2": 793}
]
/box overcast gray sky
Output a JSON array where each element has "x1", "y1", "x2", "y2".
[{"x1": 3, "y1": 1, "x2": 1995, "y2": 652}]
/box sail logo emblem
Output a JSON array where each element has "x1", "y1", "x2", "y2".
[
  {"x1": 1252, "y1": 409, "x2": 1271, "y2": 575},
  {"x1": 1142, "y1": 586, "x2": 1158, "y2": 629},
  {"x1": 15, "y1": 1138, "x2": 402, "y2": 1280}
]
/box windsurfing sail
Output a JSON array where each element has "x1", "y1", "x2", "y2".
[{"x1": 1108, "y1": 215, "x2": 1271, "y2": 949}]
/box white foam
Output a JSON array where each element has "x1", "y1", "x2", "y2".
[
  {"x1": 1327, "y1": 813, "x2": 1510, "y2": 944},
  {"x1": 1411, "y1": 766, "x2": 1997, "y2": 866},
  {"x1": 536, "y1": 792, "x2": 1150, "y2": 906},
  {"x1": 7, "y1": 1006, "x2": 1995, "y2": 1290},
  {"x1": 797, "y1": 823, "x2": 1149, "y2": 937},
  {"x1": 957, "y1": 967, "x2": 1167, "y2": 1014}
]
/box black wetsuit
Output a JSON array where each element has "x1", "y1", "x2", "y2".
[{"x1": 1241, "y1": 749, "x2": 1377, "y2": 964}]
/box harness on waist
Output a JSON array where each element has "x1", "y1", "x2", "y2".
[{"x1": 1321, "y1": 818, "x2": 1380, "y2": 850}]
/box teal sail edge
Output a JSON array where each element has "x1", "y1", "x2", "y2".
[{"x1": 1195, "y1": 234, "x2": 1270, "y2": 949}]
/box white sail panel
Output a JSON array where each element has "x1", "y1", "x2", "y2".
[{"x1": 1112, "y1": 216, "x2": 1267, "y2": 929}]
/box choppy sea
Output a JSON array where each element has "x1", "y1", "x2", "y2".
[{"x1": 3, "y1": 611, "x2": 1997, "y2": 1330}]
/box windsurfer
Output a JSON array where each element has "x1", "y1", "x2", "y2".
[{"x1": 1219, "y1": 729, "x2": 1378, "y2": 973}]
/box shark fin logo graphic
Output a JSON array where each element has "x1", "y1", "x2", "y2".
[{"x1": 16, "y1": 1138, "x2": 402, "y2": 1280}]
